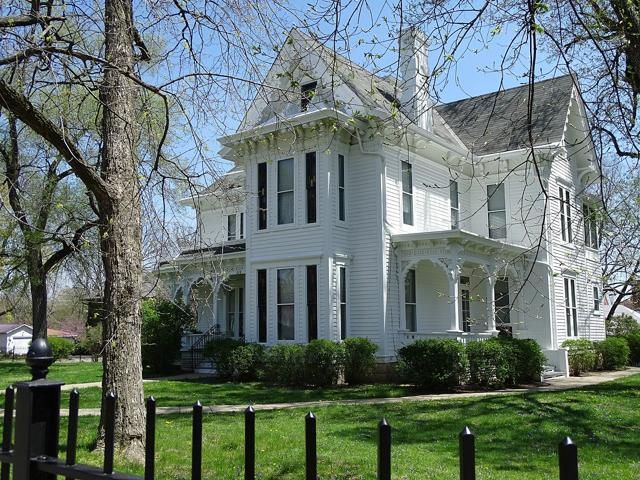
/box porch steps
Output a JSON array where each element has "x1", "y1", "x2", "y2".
[
  {"x1": 541, "y1": 365, "x2": 565, "y2": 380},
  {"x1": 194, "y1": 361, "x2": 216, "y2": 375}
]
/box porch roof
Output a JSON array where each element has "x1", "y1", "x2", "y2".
[{"x1": 392, "y1": 229, "x2": 531, "y2": 258}]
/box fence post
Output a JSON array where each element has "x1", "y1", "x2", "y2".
[
  {"x1": 559, "y1": 437, "x2": 578, "y2": 480},
  {"x1": 1, "y1": 385, "x2": 15, "y2": 480},
  {"x1": 244, "y1": 406, "x2": 255, "y2": 480},
  {"x1": 305, "y1": 412, "x2": 317, "y2": 480},
  {"x1": 12, "y1": 338, "x2": 62, "y2": 480},
  {"x1": 459, "y1": 426, "x2": 475, "y2": 480},
  {"x1": 192, "y1": 401, "x2": 202, "y2": 480},
  {"x1": 377, "y1": 419, "x2": 391, "y2": 480}
]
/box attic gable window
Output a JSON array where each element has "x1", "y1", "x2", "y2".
[{"x1": 301, "y1": 81, "x2": 317, "y2": 112}]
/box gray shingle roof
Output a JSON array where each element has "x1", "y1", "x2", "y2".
[{"x1": 435, "y1": 75, "x2": 575, "y2": 155}]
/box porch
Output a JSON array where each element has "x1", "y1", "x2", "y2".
[{"x1": 394, "y1": 229, "x2": 531, "y2": 345}]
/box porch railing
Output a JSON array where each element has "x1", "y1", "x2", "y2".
[{"x1": 400, "y1": 331, "x2": 498, "y2": 344}]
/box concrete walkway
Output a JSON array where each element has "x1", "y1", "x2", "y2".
[{"x1": 41, "y1": 367, "x2": 638, "y2": 417}]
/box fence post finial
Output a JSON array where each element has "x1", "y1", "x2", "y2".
[
  {"x1": 26, "y1": 338, "x2": 54, "y2": 381},
  {"x1": 559, "y1": 436, "x2": 578, "y2": 480}
]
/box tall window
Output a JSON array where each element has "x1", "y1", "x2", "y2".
[
  {"x1": 227, "y1": 214, "x2": 237, "y2": 241},
  {"x1": 338, "y1": 155, "x2": 346, "y2": 221},
  {"x1": 301, "y1": 81, "x2": 317, "y2": 112},
  {"x1": 238, "y1": 287, "x2": 244, "y2": 337},
  {"x1": 307, "y1": 265, "x2": 318, "y2": 341},
  {"x1": 450, "y1": 180, "x2": 459, "y2": 229},
  {"x1": 564, "y1": 277, "x2": 578, "y2": 337},
  {"x1": 559, "y1": 186, "x2": 573, "y2": 243},
  {"x1": 258, "y1": 163, "x2": 267, "y2": 230},
  {"x1": 404, "y1": 269, "x2": 417, "y2": 332},
  {"x1": 494, "y1": 277, "x2": 510, "y2": 326},
  {"x1": 257, "y1": 269, "x2": 267, "y2": 343},
  {"x1": 593, "y1": 285, "x2": 600, "y2": 313},
  {"x1": 277, "y1": 158, "x2": 294, "y2": 225},
  {"x1": 226, "y1": 289, "x2": 236, "y2": 334},
  {"x1": 277, "y1": 268, "x2": 295, "y2": 340},
  {"x1": 401, "y1": 161, "x2": 413, "y2": 225},
  {"x1": 461, "y1": 276, "x2": 471, "y2": 332},
  {"x1": 487, "y1": 184, "x2": 506, "y2": 239},
  {"x1": 583, "y1": 203, "x2": 598, "y2": 249},
  {"x1": 339, "y1": 266, "x2": 347, "y2": 340},
  {"x1": 239, "y1": 212, "x2": 245, "y2": 239},
  {"x1": 306, "y1": 152, "x2": 316, "y2": 223}
]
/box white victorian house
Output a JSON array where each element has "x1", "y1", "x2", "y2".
[{"x1": 158, "y1": 28, "x2": 604, "y2": 375}]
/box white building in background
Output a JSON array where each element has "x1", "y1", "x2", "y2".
[
  {"x1": 158, "y1": 28, "x2": 604, "y2": 375},
  {"x1": 0, "y1": 324, "x2": 32, "y2": 355}
]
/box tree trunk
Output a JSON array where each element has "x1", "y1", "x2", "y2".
[
  {"x1": 98, "y1": 0, "x2": 145, "y2": 459},
  {"x1": 28, "y1": 252, "x2": 48, "y2": 339}
]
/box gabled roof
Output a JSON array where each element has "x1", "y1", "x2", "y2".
[
  {"x1": 239, "y1": 29, "x2": 575, "y2": 157},
  {"x1": 0, "y1": 323, "x2": 31, "y2": 334},
  {"x1": 435, "y1": 75, "x2": 575, "y2": 155}
]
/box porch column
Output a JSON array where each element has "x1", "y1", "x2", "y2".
[{"x1": 440, "y1": 257, "x2": 462, "y2": 332}]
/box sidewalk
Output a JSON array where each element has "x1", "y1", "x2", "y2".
[{"x1": 43, "y1": 366, "x2": 638, "y2": 417}]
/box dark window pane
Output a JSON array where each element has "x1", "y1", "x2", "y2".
[
  {"x1": 338, "y1": 155, "x2": 345, "y2": 221},
  {"x1": 258, "y1": 163, "x2": 267, "y2": 230},
  {"x1": 339, "y1": 266, "x2": 346, "y2": 340},
  {"x1": 487, "y1": 184, "x2": 505, "y2": 211},
  {"x1": 227, "y1": 214, "x2": 236, "y2": 241},
  {"x1": 306, "y1": 152, "x2": 316, "y2": 223},
  {"x1": 301, "y1": 81, "x2": 317, "y2": 112},
  {"x1": 257, "y1": 270, "x2": 267, "y2": 342},
  {"x1": 307, "y1": 265, "x2": 317, "y2": 341}
]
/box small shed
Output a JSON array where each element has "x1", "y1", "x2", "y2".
[{"x1": 0, "y1": 324, "x2": 33, "y2": 355}]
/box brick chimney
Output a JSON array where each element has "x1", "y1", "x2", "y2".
[{"x1": 399, "y1": 27, "x2": 432, "y2": 132}]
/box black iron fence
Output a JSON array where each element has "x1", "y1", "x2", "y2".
[{"x1": 0, "y1": 343, "x2": 580, "y2": 480}]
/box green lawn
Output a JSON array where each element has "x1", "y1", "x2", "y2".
[
  {"x1": 0, "y1": 359, "x2": 102, "y2": 386},
  {"x1": 59, "y1": 374, "x2": 640, "y2": 479},
  {"x1": 61, "y1": 379, "x2": 418, "y2": 409}
]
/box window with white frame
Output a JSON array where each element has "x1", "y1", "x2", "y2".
[
  {"x1": 450, "y1": 180, "x2": 459, "y2": 229},
  {"x1": 401, "y1": 161, "x2": 413, "y2": 225},
  {"x1": 226, "y1": 213, "x2": 244, "y2": 241},
  {"x1": 404, "y1": 269, "x2": 417, "y2": 332},
  {"x1": 227, "y1": 214, "x2": 237, "y2": 241},
  {"x1": 277, "y1": 268, "x2": 295, "y2": 340},
  {"x1": 339, "y1": 266, "x2": 347, "y2": 340},
  {"x1": 583, "y1": 203, "x2": 598, "y2": 249},
  {"x1": 277, "y1": 158, "x2": 294, "y2": 225},
  {"x1": 487, "y1": 184, "x2": 506, "y2": 239},
  {"x1": 564, "y1": 277, "x2": 578, "y2": 337},
  {"x1": 593, "y1": 285, "x2": 600, "y2": 313},
  {"x1": 494, "y1": 276, "x2": 510, "y2": 326},
  {"x1": 559, "y1": 186, "x2": 573, "y2": 243}
]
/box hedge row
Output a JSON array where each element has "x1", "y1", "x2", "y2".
[
  {"x1": 397, "y1": 337, "x2": 546, "y2": 390},
  {"x1": 203, "y1": 337, "x2": 378, "y2": 387},
  {"x1": 562, "y1": 335, "x2": 637, "y2": 375}
]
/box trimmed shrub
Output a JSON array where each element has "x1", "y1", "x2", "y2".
[
  {"x1": 624, "y1": 333, "x2": 640, "y2": 366},
  {"x1": 498, "y1": 338, "x2": 546, "y2": 383},
  {"x1": 141, "y1": 298, "x2": 195, "y2": 372},
  {"x1": 203, "y1": 338, "x2": 263, "y2": 381},
  {"x1": 304, "y1": 340, "x2": 346, "y2": 387},
  {"x1": 595, "y1": 337, "x2": 630, "y2": 370},
  {"x1": 561, "y1": 339, "x2": 597, "y2": 375},
  {"x1": 344, "y1": 337, "x2": 378, "y2": 384},
  {"x1": 606, "y1": 314, "x2": 640, "y2": 337},
  {"x1": 260, "y1": 344, "x2": 306, "y2": 386},
  {"x1": 466, "y1": 339, "x2": 511, "y2": 388},
  {"x1": 397, "y1": 339, "x2": 468, "y2": 390},
  {"x1": 49, "y1": 337, "x2": 74, "y2": 360}
]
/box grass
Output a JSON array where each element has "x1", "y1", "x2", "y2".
[
  {"x1": 62, "y1": 379, "x2": 418, "y2": 409},
  {"x1": 0, "y1": 359, "x2": 102, "y2": 386},
  {"x1": 58, "y1": 374, "x2": 640, "y2": 479}
]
